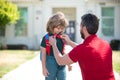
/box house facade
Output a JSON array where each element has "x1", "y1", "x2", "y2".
[{"x1": 0, "y1": 0, "x2": 120, "y2": 50}]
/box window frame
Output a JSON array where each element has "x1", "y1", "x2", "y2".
[
  {"x1": 101, "y1": 7, "x2": 115, "y2": 36},
  {"x1": 15, "y1": 7, "x2": 28, "y2": 37}
]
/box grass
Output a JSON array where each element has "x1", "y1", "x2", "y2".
[
  {"x1": 0, "y1": 50, "x2": 38, "y2": 78},
  {"x1": 112, "y1": 50, "x2": 120, "y2": 75}
]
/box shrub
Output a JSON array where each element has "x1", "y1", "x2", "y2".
[
  {"x1": 110, "y1": 39, "x2": 120, "y2": 50},
  {"x1": 2, "y1": 44, "x2": 28, "y2": 50}
]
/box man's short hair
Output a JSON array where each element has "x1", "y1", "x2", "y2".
[{"x1": 81, "y1": 13, "x2": 99, "y2": 34}]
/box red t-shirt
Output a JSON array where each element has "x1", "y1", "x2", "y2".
[{"x1": 69, "y1": 35, "x2": 115, "y2": 80}]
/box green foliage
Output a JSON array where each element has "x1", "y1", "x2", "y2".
[{"x1": 0, "y1": 0, "x2": 19, "y2": 28}]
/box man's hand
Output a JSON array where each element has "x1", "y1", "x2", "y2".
[
  {"x1": 61, "y1": 34, "x2": 78, "y2": 48},
  {"x1": 61, "y1": 34, "x2": 71, "y2": 45},
  {"x1": 49, "y1": 36, "x2": 56, "y2": 46}
]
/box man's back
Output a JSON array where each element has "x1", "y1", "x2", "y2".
[
  {"x1": 69, "y1": 35, "x2": 115, "y2": 80},
  {"x1": 81, "y1": 35, "x2": 115, "y2": 80}
]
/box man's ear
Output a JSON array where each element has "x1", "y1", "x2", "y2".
[{"x1": 83, "y1": 26, "x2": 87, "y2": 32}]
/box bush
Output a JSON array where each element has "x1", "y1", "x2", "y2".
[
  {"x1": 0, "y1": 0, "x2": 19, "y2": 28},
  {"x1": 2, "y1": 44, "x2": 28, "y2": 50},
  {"x1": 110, "y1": 39, "x2": 120, "y2": 50}
]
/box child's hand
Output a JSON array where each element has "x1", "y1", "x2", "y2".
[
  {"x1": 68, "y1": 65, "x2": 72, "y2": 71},
  {"x1": 43, "y1": 67, "x2": 49, "y2": 77}
]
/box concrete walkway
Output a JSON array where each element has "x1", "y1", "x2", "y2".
[
  {"x1": 1, "y1": 53, "x2": 82, "y2": 80},
  {"x1": 1, "y1": 46, "x2": 120, "y2": 80}
]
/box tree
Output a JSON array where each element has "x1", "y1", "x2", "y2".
[{"x1": 0, "y1": 0, "x2": 19, "y2": 29}]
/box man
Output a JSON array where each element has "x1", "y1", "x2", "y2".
[{"x1": 49, "y1": 13, "x2": 115, "y2": 80}]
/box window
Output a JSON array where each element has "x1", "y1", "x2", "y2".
[
  {"x1": 0, "y1": 28, "x2": 5, "y2": 37},
  {"x1": 101, "y1": 7, "x2": 114, "y2": 36},
  {"x1": 15, "y1": 8, "x2": 28, "y2": 36}
]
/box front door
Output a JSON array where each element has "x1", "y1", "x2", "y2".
[
  {"x1": 52, "y1": 7, "x2": 76, "y2": 41},
  {"x1": 65, "y1": 20, "x2": 76, "y2": 41}
]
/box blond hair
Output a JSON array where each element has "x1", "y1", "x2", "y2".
[{"x1": 46, "y1": 12, "x2": 68, "y2": 33}]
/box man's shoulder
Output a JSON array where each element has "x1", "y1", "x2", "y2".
[
  {"x1": 74, "y1": 44, "x2": 84, "y2": 50},
  {"x1": 98, "y1": 37, "x2": 109, "y2": 45}
]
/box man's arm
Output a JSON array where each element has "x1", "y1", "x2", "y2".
[
  {"x1": 61, "y1": 34, "x2": 78, "y2": 48},
  {"x1": 52, "y1": 43, "x2": 74, "y2": 65},
  {"x1": 67, "y1": 40, "x2": 78, "y2": 48},
  {"x1": 49, "y1": 37, "x2": 74, "y2": 65}
]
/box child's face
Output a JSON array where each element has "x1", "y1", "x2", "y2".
[{"x1": 53, "y1": 26, "x2": 64, "y2": 34}]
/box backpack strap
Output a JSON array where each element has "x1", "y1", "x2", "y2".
[
  {"x1": 45, "y1": 33, "x2": 65, "y2": 56},
  {"x1": 44, "y1": 34, "x2": 51, "y2": 56}
]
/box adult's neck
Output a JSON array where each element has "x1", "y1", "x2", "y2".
[{"x1": 84, "y1": 33, "x2": 91, "y2": 39}]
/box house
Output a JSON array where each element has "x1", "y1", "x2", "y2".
[{"x1": 0, "y1": 0, "x2": 120, "y2": 50}]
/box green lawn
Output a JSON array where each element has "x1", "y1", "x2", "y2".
[
  {"x1": 113, "y1": 50, "x2": 120, "y2": 75},
  {"x1": 0, "y1": 50, "x2": 38, "y2": 78}
]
